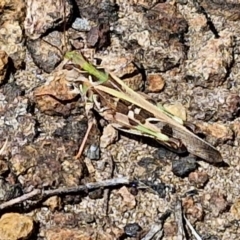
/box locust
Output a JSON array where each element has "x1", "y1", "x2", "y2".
[{"x1": 64, "y1": 50, "x2": 222, "y2": 163}]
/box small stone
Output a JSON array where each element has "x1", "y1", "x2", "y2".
[
  {"x1": 185, "y1": 30, "x2": 234, "y2": 88},
  {"x1": 33, "y1": 70, "x2": 80, "y2": 115},
  {"x1": 100, "y1": 124, "x2": 118, "y2": 148},
  {"x1": 196, "y1": 122, "x2": 233, "y2": 143},
  {"x1": 182, "y1": 196, "x2": 204, "y2": 221},
  {"x1": 11, "y1": 152, "x2": 37, "y2": 176},
  {"x1": 147, "y1": 73, "x2": 165, "y2": 92},
  {"x1": 86, "y1": 143, "x2": 100, "y2": 160},
  {"x1": 27, "y1": 39, "x2": 63, "y2": 73},
  {"x1": 42, "y1": 31, "x2": 68, "y2": 53},
  {"x1": 1, "y1": 82, "x2": 24, "y2": 102},
  {"x1": 131, "y1": 2, "x2": 188, "y2": 71},
  {"x1": 0, "y1": 21, "x2": 26, "y2": 69},
  {"x1": 202, "y1": 191, "x2": 228, "y2": 217},
  {"x1": 0, "y1": 213, "x2": 34, "y2": 240},
  {"x1": 163, "y1": 103, "x2": 187, "y2": 121},
  {"x1": 43, "y1": 196, "x2": 61, "y2": 211},
  {"x1": 72, "y1": 18, "x2": 91, "y2": 31},
  {"x1": 0, "y1": 0, "x2": 26, "y2": 24},
  {"x1": 0, "y1": 50, "x2": 9, "y2": 85},
  {"x1": 24, "y1": 0, "x2": 73, "y2": 39},
  {"x1": 172, "y1": 156, "x2": 198, "y2": 177},
  {"x1": 88, "y1": 188, "x2": 104, "y2": 200},
  {"x1": 200, "y1": 1, "x2": 240, "y2": 21},
  {"x1": 87, "y1": 23, "x2": 110, "y2": 50},
  {"x1": 76, "y1": 0, "x2": 118, "y2": 23},
  {"x1": 163, "y1": 221, "x2": 178, "y2": 238},
  {"x1": 83, "y1": 158, "x2": 95, "y2": 175},
  {"x1": 124, "y1": 223, "x2": 142, "y2": 237},
  {"x1": 61, "y1": 159, "x2": 86, "y2": 187},
  {"x1": 188, "y1": 171, "x2": 209, "y2": 188},
  {"x1": 118, "y1": 186, "x2": 136, "y2": 210},
  {"x1": 231, "y1": 199, "x2": 240, "y2": 220}
]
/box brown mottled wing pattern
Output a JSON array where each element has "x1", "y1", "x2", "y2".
[
  {"x1": 152, "y1": 120, "x2": 222, "y2": 163},
  {"x1": 94, "y1": 74, "x2": 222, "y2": 163},
  {"x1": 65, "y1": 51, "x2": 222, "y2": 163},
  {"x1": 91, "y1": 87, "x2": 186, "y2": 152}
]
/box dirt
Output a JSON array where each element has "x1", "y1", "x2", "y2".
[{"x1": 0, "y1": 0, "x2": 240, "y2": 239}]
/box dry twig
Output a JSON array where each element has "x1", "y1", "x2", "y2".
[
  {"x1": 184, "y1": 215, "x2": 202, "y2": 240},
  {"x1": 141, "y1": 211, "x2": 171, "y2": 240},
  {"x1": 0, "y1": 177, "x2": 130, "y2": 210},
  {"x1": 175, "y1": 199, "x2": 187, "y2": 240},
  {"x1": 0, "y1": 137, "x2": 9, "y2": 156},
  {"x1": 103, "y1": 154, "x2": 115, "y2": 216},
  {"x1": 141, "y1": 225, "x2": 164, "y2": 240},
  {"x1": 75, "y1": 121, "x2": 94, "y2": 159}
]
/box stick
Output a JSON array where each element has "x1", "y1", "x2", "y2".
[
  {"x1": 175, "y1": 199, "x2": 187, "y2": 240},
  {"x1": 184, "y1": 215, "x2": 202, "y2": 240},
  {"x1": 0, "y1": 177, "x2": 130, "y2": 210},
  {"x1": 75, "y1": 121, "x2": 94, "y2": 159},
  {"x1": 141, "y1": 211, "x2": 171, "y2": 240},
  {"x1": 103, "y1": 155, "x2": 115, "y2": 216},
  {"x1": 0, "y1": 137, "x2": 8, "y2": 155}
]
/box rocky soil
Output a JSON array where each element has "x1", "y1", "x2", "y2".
[{"x1": 0, "y1": 0, "x2": 240, "y2": 239}]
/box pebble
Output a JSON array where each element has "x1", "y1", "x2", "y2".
[
  {"x1": 188, "y1": 171, "x2": 209, "y2": 188},
  {"x1": 124, "y1": 222, "x2": 142, "y2": 237},
  {"x1": 86, "y1": 144, "x2": 100, "y2": 160},
  {"x1": 172, "y1": 156, "x2": 198, "y2": 177},
  {"x1": 0, "y1": 213, "x2": 34, "y2": 240},
  {"x1": 72, "y1": 18, "x2": 91, "y2": 31}
]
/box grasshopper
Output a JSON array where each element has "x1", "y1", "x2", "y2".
[{"x1": 65, "y1": 51, "x2": 222, "y2": 163}]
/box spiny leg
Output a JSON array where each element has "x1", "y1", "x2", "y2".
[
  {"x1": 75, "y1": 89, "x2": 100, "y2": 159},
  {"x1": 75, "y1": 119, "x2": 94, "y2": 159}
]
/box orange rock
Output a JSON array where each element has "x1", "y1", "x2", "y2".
[
  {"x1": 118, "y1": 186, "x2": 136, "y2": 210},
  {"x1": 197, "y1": 122, "x2": 233, "y2": 142},
  {"x1": 188, "y1": 171, "x2": 209, "y2": 188},
  {"x1": 0, "y1": 213, "x2": 34, "y2": 240},
  {"x1": 147, "y1": 73, "x2": 165, "y2": 93}
]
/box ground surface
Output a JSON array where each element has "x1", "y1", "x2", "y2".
[{"x1": 0, "y1": 0, "x2": 240, "y2": 239}]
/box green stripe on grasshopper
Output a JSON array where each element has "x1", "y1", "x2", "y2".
[
  {"x1": 134, "y1": 124, "x2": 169, "y2": 141},
  {"x1": 64, "y1": 50, "x2": 223, "y2": 163},
  {"x1": 65, "y1": 51, "x2": 109, "y2": 84},
  {"x1": 65, "y1": 51, "x2": 183, "y2": 125},
  {"x1": 156, "y1": 103, "x2": 184, "y2": 125}
]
